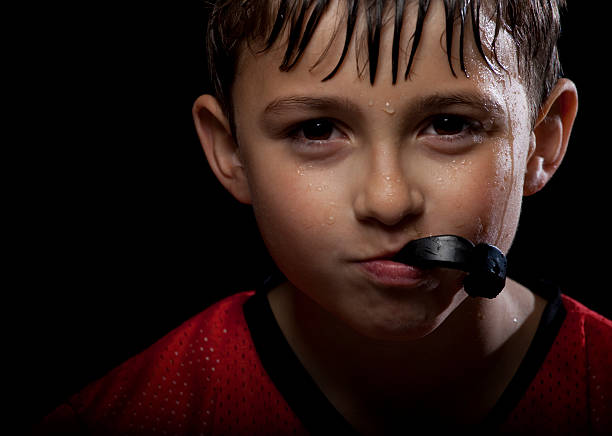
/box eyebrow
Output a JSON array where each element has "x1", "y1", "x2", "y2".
[
  {"x1": 411, "y1": 92, "x2": 506, "y2": 118},
  {"x1": 262, "y1": 92, "x2": 506, "y2": 119},
  {"x1": 263, "y1": 96, "x2": 363, "y2": 116}
]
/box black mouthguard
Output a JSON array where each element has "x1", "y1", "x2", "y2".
[{"x1": 392, "y1": 235, "x2": 507, "y2": 299}]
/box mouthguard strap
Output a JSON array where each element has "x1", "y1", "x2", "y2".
[{"x1": 392, "y1": 235, "x2": 507, "y2": 299}]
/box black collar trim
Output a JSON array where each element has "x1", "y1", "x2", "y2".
[
  {"x1": 243, "y1": 275, "x2": 566, "y2": 434},
  {"x1": 243, "y1": 279, "x2": 359, "y2": 434}
]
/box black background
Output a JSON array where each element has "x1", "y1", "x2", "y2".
[{"x1": 20, "y1": 1, "x2": 611, "y2": 428}]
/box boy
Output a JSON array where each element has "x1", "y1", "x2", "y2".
[{"x1": 37, "y1": 0, "x2": 611, "y2": 434}]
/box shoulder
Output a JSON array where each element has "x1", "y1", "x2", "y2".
[
  {"x1": 560, "y1": 294, "x2": 612, "y2": 342},
  {"x1": 83, "y1": 289, "x2": 257, "y2": 397},
  {"x1": 501, "y1": 293, "x2": 611, "y2": 432},
  {"x1": 556, "y1": 294, "x2": 611, "y2": 370},
  {"x1": 35, "y1": 291, "x2": 257, "y2": 435},
  {"x1": 557, "y1": 294, "x2": 611, "y2": 430},
  {"x1": 94, "y1": 290, "x2": 257, "y2": 386}
]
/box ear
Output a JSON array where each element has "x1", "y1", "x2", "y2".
[
  {"x1": 524, "y1": 79, "x2": 578, "y2": 196},
  {"x1": 192, "y1": 95, "x2": 252, "y2": 204}
]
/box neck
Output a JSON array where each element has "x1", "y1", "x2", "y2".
[{"x1": 267, "y1": 279, "x2": 545, "y2": 430}]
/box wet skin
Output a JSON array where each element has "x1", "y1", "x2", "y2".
[
  {"x1": 194, "y1": 0, "x2": 577, "y2": 431},
  {"x1": 231, "y1": 1, "x2": 531, "y2": 341}
]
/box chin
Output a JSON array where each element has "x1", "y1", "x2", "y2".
[
  {"x1": 352, "y1": 283, "x2": 469, "y2": 341},
  {"x1": 344, "y1": 297, "x2": 458, "y2": 342}
]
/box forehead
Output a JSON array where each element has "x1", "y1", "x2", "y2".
[{"x1": 233, "y1": 1, "x2": 524, "y2": 107}]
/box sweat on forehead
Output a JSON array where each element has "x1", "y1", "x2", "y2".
[{"x1": 207, "y1": 0, "x2": 564, "y2": 122}]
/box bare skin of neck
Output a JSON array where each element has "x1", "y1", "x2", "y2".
[{"x1": 268, "y1": 279, "x2": 547, "y2": 434}]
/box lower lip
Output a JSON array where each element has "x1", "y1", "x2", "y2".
[{"x1": 358, "y1": 260, "x2": 427, "y2": 287}]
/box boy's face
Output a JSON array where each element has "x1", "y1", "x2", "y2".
[{"x1": 229, "y1": 1, "x2": 533, "y2": 340}]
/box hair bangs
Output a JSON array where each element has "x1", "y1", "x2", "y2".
[
  {"x1": 207, "y1": 0, "x2": 567, "y2": 126},
  {"x1": 257, "y1": 1, "x2": 507, "y2": 86}
]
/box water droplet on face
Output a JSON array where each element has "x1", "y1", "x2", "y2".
[
  {"x1": 368, "y1": 99, "x2": 374, "y2": 107},
  {"x1": 383, "y1": 101, "x2": 395, "y2": 114},
  {"x1": 384, "y1": 175, "x2": 391, "y2": 181},
  {"x1": 512, "y1": 317, "x2": 518, "y2": 323},
  {"x1": 326, "y1": 215, "x2": 336, "y2": 225}
]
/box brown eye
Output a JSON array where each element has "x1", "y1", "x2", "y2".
[
  {"x1": 431, "y1": 115, "x2": 469, "y2": 135},
  {"x1": 301, "y1": 119, "x2": 335, "y2": 140}
]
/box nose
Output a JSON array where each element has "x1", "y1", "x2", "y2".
[{"x1": 353, "y1": 145, "x2": 425, "y2": 227}]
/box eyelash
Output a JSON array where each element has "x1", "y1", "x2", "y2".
[
  {"x1": 288, "y1": 118, "x2": 347, "y2": 147},
  {"x1": 285, "y1": 114, "x2": 485, "y2": 152},
  {"x1": 421, "y1": 114, "x2": 483, "y2": 137}
]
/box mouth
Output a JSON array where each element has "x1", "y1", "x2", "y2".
[
  {"x1": 358, "y1": 235, "x2": 507, "y2": 298},
  {"x1": 353, "y1": 235, "x2": 457, "y2": 289},
  {"x1": 357, "y1": 257, "x2": 427, "y2": 288}
]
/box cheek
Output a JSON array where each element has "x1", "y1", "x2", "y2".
[
  {"x1": 486, "y1": 138, "x2": 525, "y2": 250},
  {"x1": 424, "y1": 140, "x2": 524, "y2": 251},
  {"x1": 245, "y1": 160, "x2": 344, "y2": 272}
]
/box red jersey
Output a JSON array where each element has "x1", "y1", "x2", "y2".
[{"x1": 36, "y1": 285, "x2": 612, "y2": 435}]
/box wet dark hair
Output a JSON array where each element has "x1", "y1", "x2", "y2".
[{"x1": 206, "y1": 0, "x2": 566, "y2": 132}]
